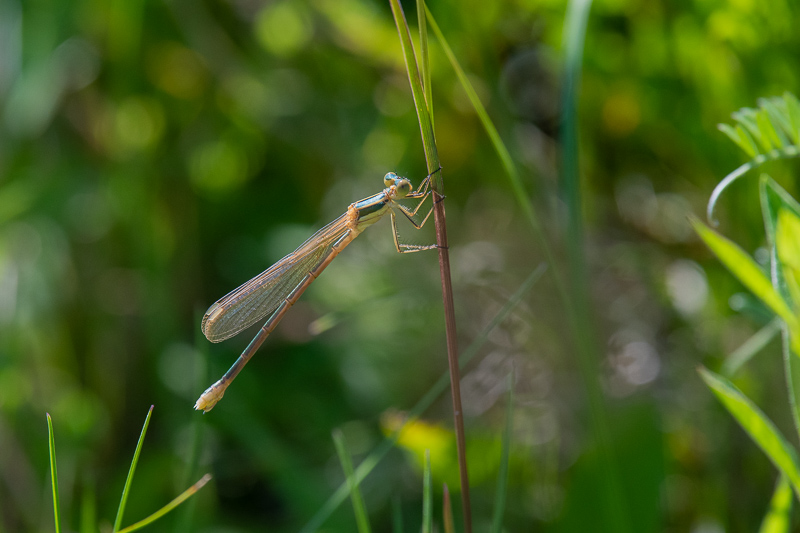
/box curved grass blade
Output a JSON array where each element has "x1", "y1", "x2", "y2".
[
  {"x1": 300, "y1": 265, "x2": 546, "y2": 533},
  {"x1": 759, "y1": 476, "x2": 792, "y2": 533},
  {"x1": 333, "y1": 429, "x2": 371, "y2": 533},
  {"x1": 114, "y1": 406, "x2": 154, "y2": 532},
  {"x1": 47, "y1": 413, "x2": 61, "y2": 533},
  {"x1": 698, "y1": 367, "x2": 800, "y2": 498},
  {"x1": 425, "y1": 8, "x2": 541, "y2": 240},
  {"x1": 707, "y1": 148, "x2": 800, "y2": 225},
  {"x1": 116, "y1": 474, "x2": 212, "y2": 533}
]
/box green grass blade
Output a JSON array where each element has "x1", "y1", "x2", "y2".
[
  {"x1": 416, "y1": 0, "x2": 432, "y2": 128},
  {"x1": 425, "y1": 8, "x2": 540, "y2": 236},
  {"x1": 80, "y1": 481, "x2": 97, "y2": 533},
  {"x1": 392, "y1": 496, "x2": 403, "y2": 533},
  {"x1": 759, "y1": 476, "x2": 793, "y2": 533},
  {"x1": 691, "y1": 217, "x2": 795, "y2": 327},
  {"x1": 422, "y1": 449, "x2": 432, "y2": 533},
  {"x1": 116, "y1": 474, "x2": 212, "y2": 533},
  {"x1": 443, "y1": 483, "x2": 454, "y2": 533},
  {"x1": 300, "y1": 265, "x2": 546, "y2": 533},
  {"x1": 721, "y1": 318, "x2": 781, "y2": 377},
  {"x1": 333, "y1": 429, "x2": 372, "y2": 533},
  {"x1": 760, "y1": 175, "x2": 800, "y2": 447},
  {"x1": 776, "y1": 209, "x2": 800, "y2": 308},
  {"x1": 389, "y1": 0, "x2": 439, "y2": 183},
  {"x1": 698, "y1": 367, "x2": 800, "y2": 498},
  {"x1": 47, "y1": 413, "x2": 61, "y2": 533},
  {"x1": 561, "y1": 1, "x2": 631, "y2": 531},
  {"x1": 114, "y1": 405, "x2": 154, "y2": 532},
  {"x1": 762, "y1": 175, "x2": 800, "y2": 235},
  {"x1": 490, "y1": 373, "x2": 514, "y2": 533}
]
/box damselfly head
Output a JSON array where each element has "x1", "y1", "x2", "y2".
[{"x1": 384, "y1": 172, "x2": 412, "y2": 198}]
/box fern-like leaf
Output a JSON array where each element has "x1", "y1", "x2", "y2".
[{"x1": 708, "y1": 93, "x2": 800, "y2": 225}]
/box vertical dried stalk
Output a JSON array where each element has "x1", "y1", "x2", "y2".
[{"x1": 389, "y1": 1, "x2": 472, "y2": 531}]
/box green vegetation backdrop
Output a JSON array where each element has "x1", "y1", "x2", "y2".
[{"x1": 1, "y1": 0, "x2": 799, "y2": 531}]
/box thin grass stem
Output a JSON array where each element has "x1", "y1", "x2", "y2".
[
  {"x1": 113, "y1": 405, "x2": 154, "y2": 532},
  {"x1": 490, "y1": 372, "x2": 514, "y2": 533},
  {"x1": 561, "y1": 1, "x2": 630, "y2": 530},
  {"x1": 392, "y1": 496, "x2": 403, "y2": 533},
  {"x1": 333, "y1": 429, "x2": 372, "y2": 533},
  {"x1": 443, "y1": 483, "x2": 455, "y2": 533},
  {"x1": 116, "y1": 474, "x2": 212, "y2": 533},
  {"x1": 422, "y1": 449, "x2": 432, "y2": 533},
  {"x1": 47, "y1": 413, "x2": 61, "y2": 533}
]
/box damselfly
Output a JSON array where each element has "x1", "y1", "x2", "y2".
[{"x1": 196, "y1": 172, "x2": 437, "y2": 411}]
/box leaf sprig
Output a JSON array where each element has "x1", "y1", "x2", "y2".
[{"x1": 708, "y1": 93, "x2": 800, "y2": 224}]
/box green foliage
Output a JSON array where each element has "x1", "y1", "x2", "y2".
[
  {"x1": 709, "y1": 95, "x2": 800, "y2": 222},
  {"x1": 698, "y1": 368, "x2": 800, "y2": 497},
  {"x1": 759, "y1": 477, "x2": 793, "y2": 533},
  {"x1": 691, "y1": 217, "x2": 795, "y2": 330},
  {"x1": 7, "y1": 0, "x2": 800, "y2": 530},
  {"x1": 47, "y1": 413, "x2": 61, "y2": 533},
  {"x1": 333, "y1": 429, "x2": 372, "y2": 533},
  {"x1": 422, "y1": 449, "x2": 433, "y2": 533},
  {"x1": 695, "y1": 95, "x2": 800, "y2": 526},
  {"x1": 490, "y1": 375, "x2": 513, "y2": 533},
  {"x1": 47, "y1": 409, "x2": 210, "y2": 533},
  {"x1": 114, "y1": 406, "x2": 154, "y2": 532}
]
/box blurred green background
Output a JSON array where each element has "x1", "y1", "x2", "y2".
[{"x1": 2, "y1": 0, "x2": 800, "y2": 531}]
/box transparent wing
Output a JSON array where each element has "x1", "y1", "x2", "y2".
[{"x1": 202, "y1": 213, "x2": 352, "y2": 342}]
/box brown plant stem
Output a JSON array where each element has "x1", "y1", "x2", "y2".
[
  {"x1": 433, "y1": 189, "x2": 472, "y2": 533},
  {"x1": 388, "y1": 2, "x2": 472, "y2": 530}
]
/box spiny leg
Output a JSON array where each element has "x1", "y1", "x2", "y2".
[{"x1": 390, "y1": 210, "x2": 437, "y2": 253}]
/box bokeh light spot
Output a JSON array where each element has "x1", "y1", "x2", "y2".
[
  {"x1": 147, "y1": 43, "x2": 208, "y2": 100},
  {"x1": 666, "y1": 260, "x2": 708, "y2": 316},
  {"x1": 255, "y1": 2, "x2": 312, "y2": 57},
  {"x1": 602, "y1": 88, "x2": 641, "y2": 136},
  {"x1": 113, "y1": 96, "x2": 164, "y2": 154},
  {"x1": 189, "y1": 139, "x2": 249, "y2": 194}
]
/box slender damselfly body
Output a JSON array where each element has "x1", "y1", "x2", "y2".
[{"x1": 196, "y1": 171, "x2": 437, "y2": 412}]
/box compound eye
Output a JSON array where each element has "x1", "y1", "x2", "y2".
[
  {"x1": 395, "y1": 179, "x2": 412, "y2": 198},
  {"x1": 384, "y1": 172, "x2": 398, "y2": 187}
]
